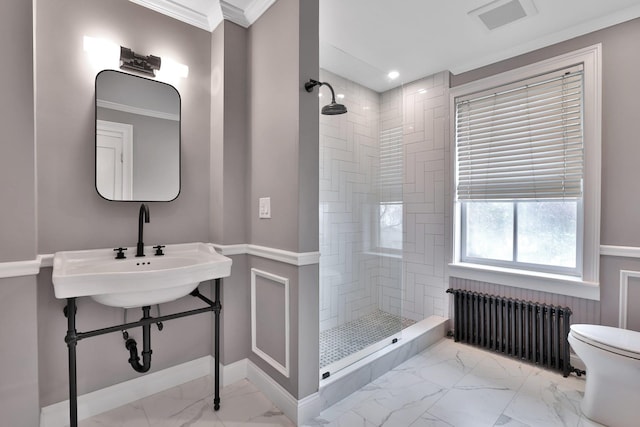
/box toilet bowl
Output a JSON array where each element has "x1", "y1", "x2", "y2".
[{"x1": 568, "y1": 324, "x2": 640, "y2": 427}]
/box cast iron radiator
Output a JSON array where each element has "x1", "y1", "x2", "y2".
[{"x1": 446, "y1": 288, "x2": 573, "y2": 377}]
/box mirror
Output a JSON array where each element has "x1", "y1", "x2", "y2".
[{"x1": 95, "y1": 70, "x2": 180, "y2": 201}]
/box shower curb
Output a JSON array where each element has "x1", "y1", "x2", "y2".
[{"x1": 317, "y1": 315, "x2": 447, "y2": 412}]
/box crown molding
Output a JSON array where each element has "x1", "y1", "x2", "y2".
[
  {"x1": 128, "y1": 0, "x2": 212, "y2": 31},
  {"x1": 243, "y1": 0, "x2": 277, "y2": 26},
  {"x1": 220, "y1": 0, "x2": 250, "y2": 28},
  {"x1": 219, "y1": 0, "x2": 277, "y2": 28},
  {"x1": 130, "y1": 0, "x2": 276, "y2": 32}
]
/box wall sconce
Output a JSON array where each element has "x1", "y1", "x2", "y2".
[
  {"x1": 83, "y1": 36, "x2": 120, "y2": 70},
  {"x1": 120, "y1": 46, "x2": 161, "y2": 76}
]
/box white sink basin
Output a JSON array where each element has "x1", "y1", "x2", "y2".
[{"x1": 52, "y1": 243, "x2": 232, "y2": 308}]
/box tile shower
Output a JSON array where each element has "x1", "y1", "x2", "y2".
[{"x1": 318, "y1": 69, "x2": 450, "y2": 372}]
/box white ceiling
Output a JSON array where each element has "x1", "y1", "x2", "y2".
[{"x1": 132, "y1": 0, "x2": 640, "y2": 92}]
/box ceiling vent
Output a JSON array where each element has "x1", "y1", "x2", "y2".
[{"x1": 469, "y1": 0, "x2": 538, "y2": 31}]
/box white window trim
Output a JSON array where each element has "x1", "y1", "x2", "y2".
[{"x1": 449, "y1": 44, "x2": 602, "y2": 300}]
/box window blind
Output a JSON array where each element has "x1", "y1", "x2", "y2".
[
  {"x1": 379, "y1": 126, "x2": 403, "y2": 202},
  {"x1": 456, "y1": 66, "x2": 584, "y2": 200}
]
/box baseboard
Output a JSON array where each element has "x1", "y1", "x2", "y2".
[
  {"x1": 40, "y1": 356, "x2": 220, "y2": 427},
  {"x1": 246, "y1": 360, "x2": 321, "y2": 425},
  {"x1": 219, "y1": 357, "x2": 248, "y2": 386},
  {"x1": 39, "y1": 356, "x2": 317, "y2": 427}
]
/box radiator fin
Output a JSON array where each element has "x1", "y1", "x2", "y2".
[{"x1": 447, "y1": 288, "x2": 573, "y2": 377}]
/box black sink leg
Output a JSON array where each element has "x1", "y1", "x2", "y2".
[
  {"x1": 64, "y1": 298, "x2": 79, "y2": 427},
  {"x1": 214, "y1": 278, "x2": 221, "y2": 411}
]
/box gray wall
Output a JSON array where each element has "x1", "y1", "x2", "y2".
[
  {"x1": 210, "y1": 21, "x2": 249, "y2": 246},
  {"x1": 248, "y1": 0, "x2": 302, "y2": 252},
  {"x1": 247, "y1": 0, "x2": 320, "y2": 399},
  {"x1": 36, "y1": 0, "x2": 212, "y2": 253},
  {"x1": 0, "y1": 1, "x2": 320, "y2": 422},
  {"x1": 35, "y1": 0, "x2": 215, "y2": 407},
  {"x1": 451, "y1": 18, "x2": 640, "y2": 330},
  {"x1": 0, "y1": 278, "x2": 39, "y2": 427},
  {"x1": 0, "y1": 1, "x2": 39, "y2": 426},
  {"x1": 0, "y1": 0, "x2": 36, "y2": 262},
  {"x1": 209, "y1": 21, "x2": 252, "y2": 366}
]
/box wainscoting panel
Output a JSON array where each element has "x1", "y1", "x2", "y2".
[
  {"x1": 618, "y1": 270, "x2": 640, "y2": 330},
  {"x1": 449, "y1": 277, "x2": 600, "y2": 325},
  {"x1": 251, "y1": 268, "x2": 290, "y2": 377}
]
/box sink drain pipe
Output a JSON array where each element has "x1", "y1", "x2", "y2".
[{"x1": 125, "y1": 306, "x2": 153, "y2": 373}]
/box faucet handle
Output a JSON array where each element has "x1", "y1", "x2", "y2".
[
  {"x1": 153, "y1": 245, "x2": 165, "y2": 256},
  {"x1": 114, "y1": 247, "x2": 127, "y2": 259}
]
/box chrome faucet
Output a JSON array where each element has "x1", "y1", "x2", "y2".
[{"x1": 136, "y1": 204, "x2": 150, "y2": 257}]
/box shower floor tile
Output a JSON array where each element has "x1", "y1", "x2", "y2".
[{"x1": 320, "y1": 309, "x2": 416, "y2": 369}]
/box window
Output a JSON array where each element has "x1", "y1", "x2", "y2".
[
  {"x1": 378, "y1": 126, "x2": 403, "y2": 252},
  {"x1": 451, "y1": 45, "x2": 601, "y2": 289},
  {"x1": 462, "y1": 200, "x2": 580, "y2": 274},
  {"x1": 379, "y1": 202, "x2": 403, "y2": 251},
  {"x1": 456, "y1": 66, "x2": 583, "y2": 275}
]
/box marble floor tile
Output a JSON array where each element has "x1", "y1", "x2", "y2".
[
  {"x1": 80, "y1": 377, "x2": 293, "y2": 427},
  {"x1": 307, "y1": 338, "x2": 601, "y2": 427},
  {"x1": 81, "y1": 338, "x2": 604, "y2": 427}
]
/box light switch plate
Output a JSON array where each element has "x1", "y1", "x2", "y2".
[{"x1": 259, "y1": 197, "x2": 271, "y2": 219}]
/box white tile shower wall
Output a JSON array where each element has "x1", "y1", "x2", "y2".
[
  {"x1": 396, "y1": 72, "x2": 451, "y2": 321},
  {"x1": 319, "y1": 69, "x2": 382, "y2": 331},
  {"x1": 320, "y1": 70, "x2": 452, "y2": 330}
]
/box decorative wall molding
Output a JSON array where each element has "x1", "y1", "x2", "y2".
[
  {"x1": 251, "y1": 268, "x2": 290, "y2": 378},
  {"x1": 600, "y1": 245, "x2": 640, "y2": 259},
  {"x1": 211, "y1": 243, "x2": 249, "y2": 256},
  {"x1": 618, "y1": 269, "x2": 640, "y2": 329},
  {"x1": 248, "y1": 244, "x2": 320, "y2": 266},
  {"x1": 211, "y1": 243, "x2": 320, "y2": 266},
  {"x1": 0, "y1": 244, "x2": 318, "y2": 280},
  {"x1": 0, "y1": 254, "x2": 51, "y2": 279},
  {"x1": 5, "y1": 243, "x2": 637, "y2": 281}
]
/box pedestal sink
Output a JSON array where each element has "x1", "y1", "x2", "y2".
[{"x1": 52, "y1": 242, "x2": 232, "y2": 308}]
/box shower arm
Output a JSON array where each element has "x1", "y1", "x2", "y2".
[{"x1": 305, "y1": 79, "x2": 338, "y2": 104}]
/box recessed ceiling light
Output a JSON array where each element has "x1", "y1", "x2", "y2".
[
  {"x1": 388, "y1": 71, "x2": 400, "y2": 80},
  {"x1": 418, "y1": 88, "x2": 427, "y2": 94},
  {"x1": 337, "y1": 93, "x2": 345, "y2": 99}
]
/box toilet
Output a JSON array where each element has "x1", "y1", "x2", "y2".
[{"x1": 568, "y1": 324, "x2": 640, "y2": 427}]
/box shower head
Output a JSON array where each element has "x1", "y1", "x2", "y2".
[
  {"x1": 305, "y1": 79, "x2": 348, "y2": 115},
  {"x1": 321, "y1": 101, "x2": 348, "y2": 115}
]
